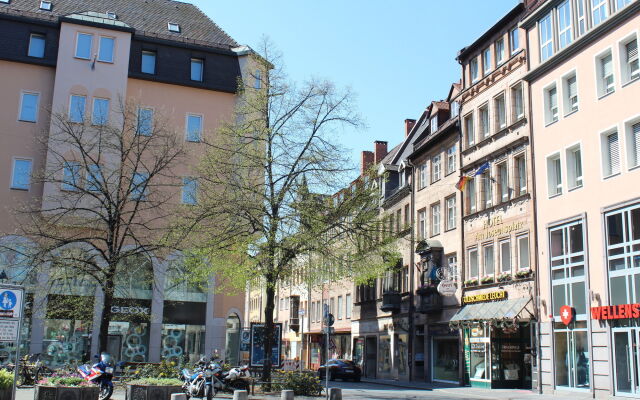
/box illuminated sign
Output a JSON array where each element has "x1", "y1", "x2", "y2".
[
  {"x1": 591, "y1": 304, "x2": 640, "y2": 320},
  {"x1": 462, "y1": 290, "x2": 507, "y2": 304}
]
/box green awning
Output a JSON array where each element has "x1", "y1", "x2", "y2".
[{"x1": 450, "y1": 297, "x2": 533, "y2": 322}]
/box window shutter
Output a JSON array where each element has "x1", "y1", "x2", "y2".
[
  {"x1": 627, "y1": 40, "x2": 638, "y2": 62},
  {"x1": 608, "y1": 132, "x2": 620, "y2": 174},
  {"x1": 633, "y1": 122, "x2": 640, "y2": 166}
]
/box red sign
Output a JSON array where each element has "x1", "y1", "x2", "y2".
[
  {"x1": 560, "y1": 305, "x2": 574, "y2": 325},
  {"x1": 591, "y1": 304, "x2": 640, "y2": 320}
]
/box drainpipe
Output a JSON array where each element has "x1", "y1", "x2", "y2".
[{"x1": 406, "y1": 159, "x2": 416, "y2": 382}]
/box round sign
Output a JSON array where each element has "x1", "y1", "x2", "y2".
[
  {"x1": 0, "y1": 291, "x2": 17, "y2": 310},
  {"x1": 437, "y1": 280, "x2": 457, "y2": 297}
]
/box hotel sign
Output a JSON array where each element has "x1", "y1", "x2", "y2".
[
  {"x1": 474, "y1": 216, "x2": 526, "y2": 242},
  {"x1": 463, "y1": 290, "x2": 507, "y2": 304},
  {"x1": 591, "y1": 304, "x2": 640, "y2": 320}
]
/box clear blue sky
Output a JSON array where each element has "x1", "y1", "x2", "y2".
[{"x1": 192, "y1": 0, "x2": 517, "y2": 176}]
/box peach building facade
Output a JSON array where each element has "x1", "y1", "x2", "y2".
[
  {"x1": 0, "y1": 0, "x2": 254, "y2": 366},
  {"x1": 522, "y1": 0, "x2": 640, "y2": 396}
]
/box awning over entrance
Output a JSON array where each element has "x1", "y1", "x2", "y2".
[{"x1": 450, "y1": 297, "x2": 533, "y2": 322}]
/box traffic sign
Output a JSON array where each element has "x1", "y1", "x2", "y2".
[
  {"x1": 0, "y1": 320, "x2": 19, "y2": 342},
  {"x1": 298, "y1": 309, "x2": 306, "y2": 316},
  {"x1": 326, "y1": 313, "x2": 334, "y2": 327},
  {"x1": 0, "y1": 289, "x2": 22, "y2": 319}
]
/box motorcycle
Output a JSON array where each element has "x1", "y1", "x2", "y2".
[
  {"x1": 77, "y1": 353, "x2": 117, "y2": 400},
  {"x1": 210, "y1": 361, "x2": 250, "y2": 393},
  {"x1": 181, "y1": 357, "x2": 216, "y2": 399}
]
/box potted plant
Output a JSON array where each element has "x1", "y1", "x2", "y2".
[
  {"x1": 125, "y1": 378, "x2": 184, "y2": 400},
  {"x1": 497, "y1": 273, "x2": 512, "y2": 283},
  {"x1": 515, "y1": 268, "x2": 533, "y2": 279},
  {"x1": 35, "y1": 374, "x2": 99, "y2": 400},
  {"x1": 464, "y1": 278, "x2": 478, "y2": 287},
  {"x1": 481, "y1": 275, "x2": 495, "y2": 285},
  {"x1": 0, "y1": 369, "x2": 12, "y2": 400}
]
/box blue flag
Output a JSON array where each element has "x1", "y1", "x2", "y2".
[{"x1": 474, "y1": 162, "x2": 490, "y2": 176}]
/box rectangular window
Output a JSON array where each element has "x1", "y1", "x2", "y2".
[
  {"x1": 494, "y1": 94, "x2": 506, "y2": 130},
  {"x1": 557, "y1": 0, "x2": 573, "y2": 50},
  {"x1": 75, "y1": 33, "x2": 93, "y2": 59},
  {"x1": 479, "y1": 104, "x2": 490, "y2": 138},
  {"x1": 419, "y1": 163, "x2": 427, "y2": 189},
  {"x1": 547, "y1": 154, "x2": 563, "y2": 196},
  {"x1": 470, "y1": 58, "x2": 479, "y2": 82},
  {"x1": 345, "y1": 294, "x2": 352, "y2": 319},
  {"x1": 168, "y1": 22, "x2": 181, "y2": 33},
  {"x1": 467, "y1": 177, "x2": 476, "y2": 213},
  {"x1": 464, "y1": 113, "x2": 475, "y2": 147},
  {"x1": 254, "y1": 70, "x2": 262, "y2": 89},
  {"x1": 468, "y1": 248, "x2": 479, "y2": 278},
  {"x1": 628, "y1": 121, "x2": 640, "y2": 168},
  {"x1": 446, "y1": 145, "x2": 456, "y2": 175},
  {"x1": 431, "y1": 203, "x2": 440, "y2": 236},
  {"x1": 396, "y1": 209, "x2": 401, "y2": 233},
  {"x1": 330, "y1": 297, "x2": 335, "y2": 316},
  {"x1": 11, "y1": 159, "x2": 32, "y2": 190},
  {"x1": 418, "y1": 209, "x2": 426, "y2": 239},
  {"x1": 511, "y1": 83, "x2": 524, "y2": 121},
  {"x1": 483, "y1": 245, "x2": 495, "y2": 276},
  {"x1": 518, "y1": 235, "x2": 530, "y2": 270},
  {"x1": 191, "y1": 58, "x2": 204, "y2": 82},
  {"x1": 617, "y1": 0, "x2": 632, "y2": 10},
  {"x1": 86, "y1": 164, "x2": 102, "y2": 192},
  {"x1": 131, "y1": 172, "x2": 149, "y2": 200},
  {"x1": 577, "y1": 0, "x2": 587, "y2": 35},
  {"x1": 510, "y1": 27, "x2": 520, "y2": 54},
  {"x1": 39, "y1": 0, "x2": 51, "y2": 10},
  {"x1": 563, "y1": 73, "x2": 579, "y2": 114},
  {"x1": 446, "y1": 195, "x2": 456, "y2": 231},
  {"x1": 404, "y1": 204, "x2": 410, "y2": 229},
  {"x1": 603, "y1": 130, "x2": 620, "y2": 177},
  {"x1": 495, "y1": 38, "x2": 505, "y2": 65},
  {"x1": 69, "y1": 95, "x2": 86, "y2": 123},
  {"x1": 539, "y1": 13, "x2": 554, "y2": 61},
  {"x1": 430, "y1": 115, "x2": 438, "y2": 133},
  {"x1": 98, "y1": 37, "x2": 115, "y2": 63},
  {"x1": 182, "y1": 177, "x2": 198, "y2": 205},
  {"x1": 545, "y1": 85, "x2": 558, "y2": 125},
  {"x1": 92, "y1": 98, "x2": 109, "y2": 125},
  {"x1": 599, "y1": 52, "x2": 615, "y2": 96},
  {"x1": 483, "y1": 47, "x2": 491, "y2": 74},
  {"x1": 337, "y1": 296, "x2": 343, "y2": 320},
  {"x1": 62, "y1": 161, "x2": 81, "y2": 191},
  {"x1": 137, "y1": 108, "x2": 153, "y2": 136},
  {"x1": 482, "y1": 172, "x2": 492, "y2": 209},
  {"x1": 28, "y1": 34, "x2": 45, "y2": 58},
  {"x1": 497, "y1": 162, "x2": 509, "y2": 202},
  {"x1": 19, "y1": 92, "x2": 39, "y2": 122},
  {"x1": 141, "y1": 51, "x2": 156, "y2": 74},
  {"x1": 450, "y1": 101, "x2": 459, "y2": 117},
  {"x1": 624, "y1": 38, "x2": 639, "y2": 83},
  {"x1": 549, "y1": 221, "x2": 587, "y2": 319},
  {"x1": 566, "y1": 145, "x2": 583, "y2": 189},
  {"x1": 432, "y1": 155, "x2": 441, "y2": 182},
  {"x1": 515, "y1": 154, "x2": 527, "y2": 196},
  {"x1": 591, "y1": 0, "x2": 608, "y2": 27},
  {"x1": 500, "y1": 240, "x2": 511, "y2": 273},
  {"x1": 186, "y1": 114, "x2": 203, "y2": 142}
]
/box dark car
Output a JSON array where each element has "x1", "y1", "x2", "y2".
[{"x1": 318, "y1": 359, "x2": 361, "y2": 381}]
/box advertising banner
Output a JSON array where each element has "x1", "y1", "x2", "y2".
[{"x1": 250, "y1": 323, "x2": 282, "y2": 368}]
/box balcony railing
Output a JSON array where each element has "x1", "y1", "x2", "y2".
[{"x1": 380, "y1": 291, "x2": 401, "y2": 313}]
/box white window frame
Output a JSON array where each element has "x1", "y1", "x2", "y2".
[
  {"x1": 464, "y1": 112, "x2": 475, "y2": 148},
  {"x1": 495, "y1": 38, "x2": 505, "y2": 66},
  {"x1": 515, "y1": 153, "x2": 527, "y2": 196},
  {"x1": 18, "y1": 91, "x2": 40, "y2": 123},
  {"x1": 39, "y1": 1, "x2": 51, "y2": 11},
  {"x1": 600, "y1": 127, "x2": 621, "y2": 178},
  {"x1": 168, "y1": 22, "x2": 181, "y2": 33},
  {"x1": 75, "y1": 32, "x2": 93, "y2": 60},
  {"x1": 467, "y1": 177, "x2": 477, "y2": 214},
  {"x1": 494, "y1": 93, "x2": 506, "y2": 131},
  {"x1": 497, "y1": 161, "x2": 509, "y2": 202},
  {"x1": 468, "y1": 247, "x2": 479, "y2": 279},
  {"x1": 500, "y1": 239, "x2": 511, "y2": 274},
  {"x1": 430, "y1": 115, "x2": 438, "y2": 133},
  {"x1": 623, "y1": 115, "x2": 640, "y2": 170},
  {"x1": 595, "y1": 48, "x2": 616, "y2": 97},
  {"x1": 618, "y1": 32, "x2": 639, "y2": 85},
  {"x1": 479, "y1": 103, "x2": 490, "y2": 139},
  {"x1": 547, "y1": 152, "x2": 563, "y2": 197},
  {"x1": 419, "y1": 163, "x2": 427, "y2": 190},
  {"x1": 432, "y1": 154, "x2": 442, "y2": 182},
  {"x1": 591, "y1": 0, "x2": 608, "y2": 27},
  {"x1": 562, "y1": 70, "x2": 579, "y2": 115},
  {"x1": 446, "y1": 195, "x2": 456, "y2": 231},
  {"x1": 483, "y1": 243, "x2": 495, "y2": 277},
  {"x1": 565, "y1": 143, "x2": 584, "y2": 189},
  {"x1": 483, "y1": 47, "x2": 491, "y2": 74},
  {"x1": 470, "y1": 58, "x2": 479, "y2": 83},
  {"x1": 10, "y1": 158, "x2": 33, "y2": 191},
  {"x1": 418, "y1": 209, "x2": 426, "y2": 240},
  {"x1": 481, "y1": 171, "x2": 492, "y2": 209},
  {"x1": 430, "y1": 202, "x2": 441, "y2": 237},
  {"x1": 517, "y1": 234, "x2": 530, "y2": 270},
  {"x1": 345, "y1": 294, "x2": 352, "y2": 319},
  {"x1": 446, "y1": 145, "x2": 456, "y2": 175},
  {"x1": 511, "y1": 83, "x2": 525, "y2": 121},
  {"x1": 510, "y1": 27, "x2": 520, "y2": 55},
  {"x1": 97, "y1": 36, "x2": 115, "y2": 63},
  {"x1": 539, "y1": 12, "x2": 554, "y2": 62},
  {"x1": 557, "y1": 0, "x2": 573, "y2": 50},
  {"x1": 543, "y1": 82, "x2": 559, "y2": 125},
  {"x1": 577, "y1": 0, "x2": 587, "y2": 36},
  {"x1": 186, "y1": 114, "x2": 203, "y2": 142}
]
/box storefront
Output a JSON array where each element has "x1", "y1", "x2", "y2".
[
  {"x1": 451, "y1": 290, "x2": 534, "y2": 389},
  {"x1": 429, "y1": 325, "x2": 459, "y2": 383}
]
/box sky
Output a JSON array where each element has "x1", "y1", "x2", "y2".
[{"x1": 192, "y1": 0, "x2": 517, "y2": 176}]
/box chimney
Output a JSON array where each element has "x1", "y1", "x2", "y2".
[
  {"x1": 361, "y1": 151, "x2": 374, "y2": 175},
  {"x1": 405, "y1": 119, "x2": 416, "y2": 138},
  {"x1": 374, "y1": 141, "x2": 388, "y2": 164}
]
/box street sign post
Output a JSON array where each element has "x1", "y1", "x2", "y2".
[{"x1": 0, "y1": 284, "x2": 25, "y2": 400}]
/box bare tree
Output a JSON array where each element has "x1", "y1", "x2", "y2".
[
  {"x1": 10, "y1": 99, "x2": 187, "y2": 353},
  {"x1": 178, "y1": 39, "x2": 397, "y2": 383}
]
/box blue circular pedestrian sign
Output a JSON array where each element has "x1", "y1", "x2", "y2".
[{"x1": 0, "y1": 291, "x2": 16, "y2": 310}]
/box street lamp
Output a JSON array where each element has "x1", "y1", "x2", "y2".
[{"x1": 0, "y1": 270, "x2": 8, "y2": 282}]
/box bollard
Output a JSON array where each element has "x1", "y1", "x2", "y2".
[
  {"x1": 233, "y1": 390, "x2": 249, "y2": 400},
  {"x1": 281, "y1": 389, "x2": 295, "y2": 400},
  {"x1": 170, "y1": 394, "x2": 187, "y2": 400},
  {"x1": 329, "y1": 387, "x2": 342, "y2": 400}
]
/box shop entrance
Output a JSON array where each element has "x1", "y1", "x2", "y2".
[
  {"x1": 613, "y1": 328, "x2": 640, "y2": 395},
  {"x1": 364, "y1": 336, "x2": 377, "y2": 378},
  {"x1": 491, "y1": 327, "x2": 532, "y2": 389}
]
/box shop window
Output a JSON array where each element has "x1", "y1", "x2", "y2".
[
  {"x1": 44, "y1": 320, "x2": 92, "y2": 368},
  {"x1": 433, "y1": 337, "x2": 460, "y2": 383},
  {"x1": 161, "y1": 324, "x2": 205, "y2": 364},
  {"x1": 377, "y1": 336, "x2": 392, "y2": 374},
  {"x1": 109, "y1": 321, "x2": 150, "y2": 362},
  {"x1": 115, "y1": 254, "x2": 153, "y2": 299}
]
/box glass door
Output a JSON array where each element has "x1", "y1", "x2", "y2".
[{"x1": 614, "y1": 329, "x2": 640, "y2": 395}]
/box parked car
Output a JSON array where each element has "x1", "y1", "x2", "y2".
[{"x1": 318, "y1": 359, "x2": 361, "y2": 381}]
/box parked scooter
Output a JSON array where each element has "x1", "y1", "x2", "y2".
[
  {"x1": 181, "y1": 357, "x2": 217, "y2": 399},
  {"x1": 77, "y1": 353, "x2": 118, "y2": 400}
]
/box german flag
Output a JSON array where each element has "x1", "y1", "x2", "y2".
[{"x1": 455, "y1": 175, "x2": 471, "y2": 191}]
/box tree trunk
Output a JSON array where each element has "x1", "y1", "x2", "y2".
[
  {"x1": 261, "y1": 283, "x2": 276, "y2": 387},
  {"x1": 97, "y1": 267, "x2": 116, "y2": 353}
]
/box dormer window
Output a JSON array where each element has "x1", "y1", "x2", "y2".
[
  {"x1": 39, "y1": 1, "x2": 52, "y2": 11},
  {"x1": 168, "y1": 23, "x2": 181, "y2": 33},
  {"x1": 107, "y1": 12, "x2": 117, "y2": 19},
  {"x1": 430, "y1": 115, "x2": 438, "y2": 133}
]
